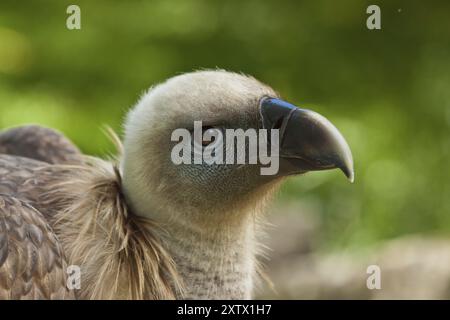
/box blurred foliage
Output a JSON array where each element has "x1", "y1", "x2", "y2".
[{"x1": 0, "y1": 0, "x2": 449, "y2": 250}]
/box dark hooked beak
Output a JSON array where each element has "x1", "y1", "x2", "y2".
[{"x1": 260, "y1": 97, "x2": 354, "y2": 182}]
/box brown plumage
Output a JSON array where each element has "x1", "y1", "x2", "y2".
[
  {"x1": 0, "y1": 127, "x2": 181, "y2": 299},
  {"x1": 0, "y1": 194, "x2": 73, "y2": 299},
  {"x1": 0, "y1": 127, "x2": 76, "y2": 299},
  {"x1": 0, "y1": 125, "x2": 82, "y2": 165}
]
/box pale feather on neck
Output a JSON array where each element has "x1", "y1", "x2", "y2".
[{"x1": 158, "y1": 212, "x2": 258, "y2": 299}]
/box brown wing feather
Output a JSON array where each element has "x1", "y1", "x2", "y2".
[
  {"x1": 0, "y1": 154, "x2": 73, "y2": 220},
  {"x1": 0, "y1": 125, "x2": 82, "y2": 165},
  {"x1": 0, "y1": 194, "x2": 75, "y2": 299},
  {"x1": 0, "y1": 155, "x2": 44, "y2": 199}
]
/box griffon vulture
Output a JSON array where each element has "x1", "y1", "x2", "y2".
[{"x1": 0, "y1": 70, "x2": 353, "y2": 299}]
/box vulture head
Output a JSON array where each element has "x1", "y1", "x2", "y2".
[
  {"x1": 0, "y1": 69, "x2": 354, "y2": 300},
  {"x1": 117, "y1": 70, "x2": 354, "y2": 298},
  {"x1": 122, "y1": 70, "x2": 353, "y2": 226}
]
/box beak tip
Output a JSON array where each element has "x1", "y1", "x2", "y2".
[
  {"x1": 340, "y1": 166, "x2": 355, "y2": 183},
  {"x1": 348, "y1": 171, "x2": 355, "y2": 183}
]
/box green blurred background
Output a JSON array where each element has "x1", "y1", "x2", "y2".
[{"x1": 0, "y1": 0, "x2": 449, "y2": 251}]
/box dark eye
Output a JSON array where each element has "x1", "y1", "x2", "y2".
[
  {"x1": 193, "y1": 127, "x2": 222, "y2": 148},
  {"x1": 202, "y1": 128, "x2": 219, "y2": 146}
]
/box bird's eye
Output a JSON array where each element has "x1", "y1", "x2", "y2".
[
  {"x1": 193, "y1": 127, "x2": 221, "y2": 149},
  {"x1": 202, "y1": 128, "x2": 218, "y2": 146}
]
